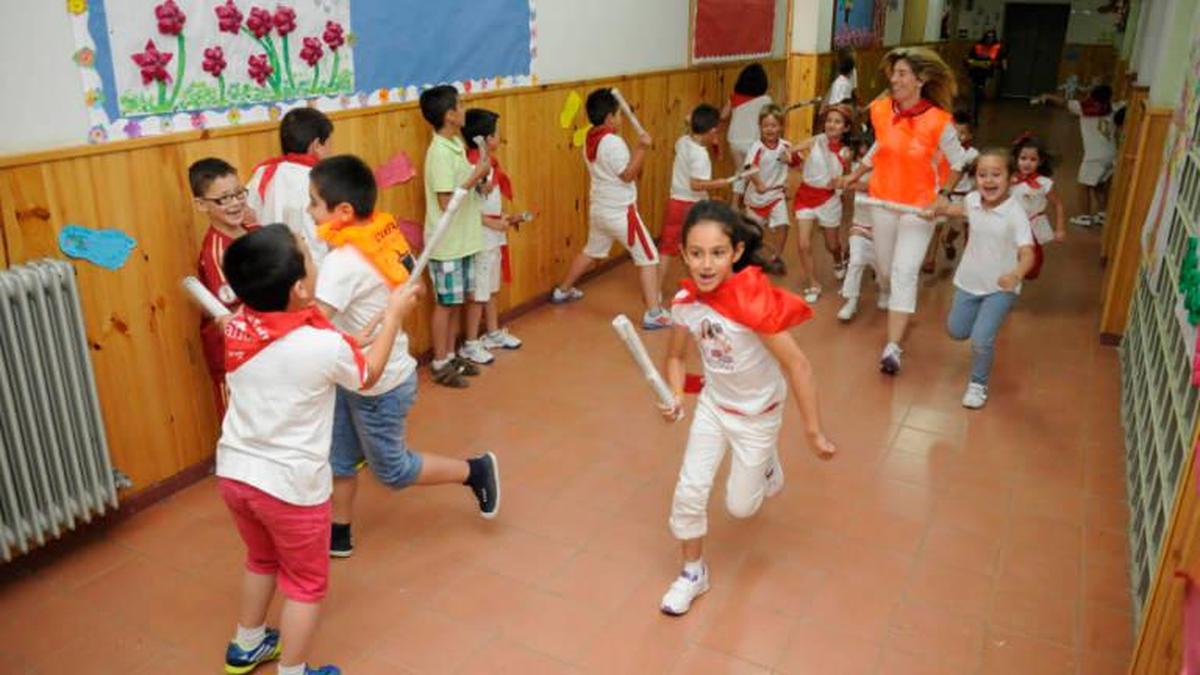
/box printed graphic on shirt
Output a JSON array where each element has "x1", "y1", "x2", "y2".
[{"x1": 698, "y1": 318, "x2": 736, "y2": 370}]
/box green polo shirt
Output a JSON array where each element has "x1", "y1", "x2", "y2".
[{"x1": 423, "y1": 133, "x2": 483, "y2": 261}]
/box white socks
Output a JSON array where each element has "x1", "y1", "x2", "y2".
[
  {"x1": 234, "y1": 623, "x2": 265, "y2": 651},
  {"x1": 278, "y1": 663, "x2": 306, "y2": 675},
  {"x1": 432, "y1": 357, "x2": 452, "y2": 370},
  {"x1": 683, "y1": 558, "x2": 705, "y2": 577}
]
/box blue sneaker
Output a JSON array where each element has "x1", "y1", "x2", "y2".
[
  {"x1": 224, "y1": 628, "x2": 281, "y2": 674},
  {"x1": 305, "y1": 666, "x2": 342, "y2": 675}
]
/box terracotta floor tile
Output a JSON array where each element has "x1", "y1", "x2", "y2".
[
  {"x1": 920, "y1": 523, "x2": 1003, "y2": 576},
  {"x1": 1083, "y1": 558, "x2": 1135, "y2": 613},
  {"x1": 1080, "y1": 650, "x2": 1131, "y2": 675},
  {"x1": 886, "y1": 601, "x2": 986, "y2": 671},
  {"x1": 669, "y1": 645, "x2": 771, "y2": 675},
  {"x1": 454, "y1": 638, "x2": 579, "y2": 675},
  {"x1": 1080, "y1": 603, "x2": 1134, "y2": 656},
  {"x1": 503, "y1": 589, "x2": 612, "y2": 664},
  {"x1": 990, "y1": 586, "x2": 1077, "y2": 647},
  {"x1": 774, "y1": 623, "x2": 882, "y2": 675},
  {"x1": 695, "y1": 597, "x2": 798, "y2": 667},
  {"x1": 369, "y1": 606, "x2": 494, "y2": 673},
  {"x1": 904, "y1": 559, "x2": 995, "y2": 617},
  {"x1": 981, "y1": 629, "x2": 1078, "y2": 675},
  {"x1": 1084, "y1": 525, "x2": 1131, "y2": 569},
  {"x1": 800, "y1": 573, "x2": 900, "y2": 642}
]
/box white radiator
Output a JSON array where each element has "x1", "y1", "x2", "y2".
[{"x1": 0, "y1": 260, "x2": 117, "y2": 561}]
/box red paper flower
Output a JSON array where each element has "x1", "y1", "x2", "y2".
[
  {"x1": 322, "y1": 21, "x2": 345, "y2": 51},
  {"x1": 215, "y1": 0, "x2": 243, "y2": 34},
  {"x1": 154, "y1": 0, "x2": 186, "y2": 36},
  {"x1": 300, "y1": 37, "x2": 323, "y2": 66},
  {"x1": 131, "y1": 39, "x2": 173, "y2": 84},
  {"x1": 202, "y1": 46, "x2": 226, "y2": 78},
  {"x1": 248, "y1": 53, "x2": 273, "y2": 86},
  {"x1": 273, "y1": 6, "x2": 297, "y2": 36},
  {"x1": 246, "y1": 7, "x2": 272, "y2": 39}
]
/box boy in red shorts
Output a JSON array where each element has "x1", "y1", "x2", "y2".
[{"x1": 660, "y1": 104, "x2": 729, "y2": 296}]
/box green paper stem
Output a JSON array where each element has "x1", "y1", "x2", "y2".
[
  {"x1": 168, "y1": 33, "x2": 187, "y2": 109},
  {"x1": 327, "y1": 51, "x2": 340, "y2": 90},
  {"x1": 311, "y1": 61, "x2": 321, "y2": 94},
  {"x1": 281, "y1": 34, "x2": 296, "y2": 91}
]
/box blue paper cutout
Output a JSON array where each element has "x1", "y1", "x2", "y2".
[{"x1": 58, "y1": 225, "x2": 137, "y2": 270}]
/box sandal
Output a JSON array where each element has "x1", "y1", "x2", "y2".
[
  {"x1": 453, "y1": 356, "x2": 481, "y2": 377},
  {"x1": 432, "y1": 362, "x2": 469, "y2": 388}
]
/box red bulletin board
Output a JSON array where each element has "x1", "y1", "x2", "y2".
[{"x1": 692, "y1": 0, "x2": 775, "y2": 62}]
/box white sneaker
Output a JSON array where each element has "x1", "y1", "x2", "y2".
[
  {"x1": 962, "y1": 382, "x2": 988, "y2": 409},
  {"x1": 765, "y1": 456, "x2": 785, "y2": 498},
  {"x1": 880, "y1": 342, "x2": 902, "y2": 375},
  {"x1": 458, "y1": 340, "x2": 494, "y2": 365},
  {"x1": 551, "y1": 287, "x2": 584, "y2": 304},
  {"x1": 803, "y1": 286, "x2": 821, "y2": 304},
  {"x1": 642, "y1": 309, "x2": 672, "y2": 330},
  {"x1": 877, "y1": 293, "x2": 890, "y2": 311},
  {"x1": 660, "y1": 565, "x2": 710, "y2": 616},
  {"x1": 837, "y1": 297, "x2": 858, "y2": 322},
  {"x1": 1069, "y1": 214, "x2": 1095, "y2": 228},
  {"x1": 482, "y1": 329, "x2": 522, "y2": 350}
]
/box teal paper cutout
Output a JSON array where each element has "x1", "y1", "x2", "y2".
[{"x1": 58, "y1": 224, "x2": 136, "y2": 270}]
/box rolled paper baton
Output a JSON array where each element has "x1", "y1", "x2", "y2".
[
  {"x1": 610, "y1": 88, "x2": 647, "y2": 138},
  {"x1": 405, "y1": 187, "x2": 469, "y2": 290},
  {"x1": 611, "y1": 314, "x2": 676, "y2": 412},
  {"x1": 182, "y1": 276, "x2": 231, "y2": 319},
  {"x1": 853, "y1": 194, "x2": 927, "y2": 216},
  {"x1": 783, "y1": 98, "x2": 823, "y2": 113}
]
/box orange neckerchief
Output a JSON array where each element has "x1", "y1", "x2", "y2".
[
  {"x1": 225, "y1": 305, "x2": 365, "y2": 378},
  {"x1": 677, "y1": 267, "x2": 813, "y2": 334},
  {"x1": 317, "y1": 211, "x2": 414, "y2": 287}
]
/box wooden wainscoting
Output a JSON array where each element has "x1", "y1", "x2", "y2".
[{"x1": 0, "y1": 59, "x2": 784, "y2": 498}]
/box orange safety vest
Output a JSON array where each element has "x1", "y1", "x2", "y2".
[
  {"x1": 317, "y1": 211, "x2": 414, "y2": 287},
  {"x1": 968, "y1": 42, "x2": 1002, "y2": 68},
  {"x1": 868, "y1": 97, "x2": 953, "y2": 207}
]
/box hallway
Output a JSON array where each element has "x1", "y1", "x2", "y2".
[{"x1": 0, "y1": 101, "x2": 1133, "y2": 674}]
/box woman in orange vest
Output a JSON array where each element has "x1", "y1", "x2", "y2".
[
  {"x1": 966, "y1": 29, "x2": 1006, "y2": 125},
  {"x1": 840, "y1": 47, "x2": 969, "y2": 375}
]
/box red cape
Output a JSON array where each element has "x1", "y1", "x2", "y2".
[{"x1": 677, "y1": 266, "x2": 813, "y2": 334}]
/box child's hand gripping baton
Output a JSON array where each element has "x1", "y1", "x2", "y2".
[
  {"x1": 611, "y1": 314, "x2": 679, "y2": 419},
  {"x1": 610, "y1": 88, "x2": 647, "y2": 138},
  {"x1": 404, "y1": 187, "x2": 469, "y2": 291},
  {"x1": 726, "y1": 166, "x2": 760, "y2": 185},
  {"x1": 181, "y1": 276, "x2": 231, "y2": 319}
]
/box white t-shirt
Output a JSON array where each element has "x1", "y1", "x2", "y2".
[
  {"x1": 316, "y1": 247, "x2": 417, "y2": 396},
  {"x1": 587, "y1": 134, "x2": 636, "y2": 216},
  {"x1": 479, "y1": 167, "x2": 506, "y2": 250},
  {"x1": 953, "y1": 147, "x2": 981, "y2": 194},
  {"x1": 247, "y1": 161, "x2": 328, "y2": 264},
  {"x1": 1066, "y1": 100, "x2": 1124, "y2": 163},
  {"x1": 671, "y1": 293, "x2": 787, "y2": 415},
  {"x1": 827, "y1": 74, "x2": 854, "y2": 106},
  {"x1": 217, "y1": 326, "x2": 365, "y2": 505},
  {"x1": 671, "y1": 135, "x2": 713, "y2": 202},
  {"x1": 1011, "y1": 175, "x2": 1056, "y2": 243},
  {"x1": 800, "y1": 134, "x2": 846, "y2": 189},
  {"x1": 742, "y1": 139, "x2": 793, "y2": 209},
  {"x1": 727, "y1": 94, "x2": 773, "y2": 155},
  {"x1": 954, "y1": 192, "x2": 1035, "y2": 296}
]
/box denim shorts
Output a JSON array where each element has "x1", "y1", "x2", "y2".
[{"x1": 330, "y1": 372, "x2": 423, "y2": 487}]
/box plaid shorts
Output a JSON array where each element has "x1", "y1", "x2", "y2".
[{"x1": 429, "y1": 256, "x2": 475, "y2": 306}]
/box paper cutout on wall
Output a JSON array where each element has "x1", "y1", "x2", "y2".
[
  {"x1": 559, "y1": 91, "x2": 582, "y2": 129},
  {"x1": 572, "y1": 124, "x2": 591, "y2": 148},
  {"x1": 375, "y1": 151, "x2": 417, "y2": 188},
  {"x1": 396, "y1": 218, "x2": 423, "y2": 254},
  {"x1": 58, "y1": 225, "x2": 137, "y2": 270},
  {"x1": 693, "y1": 0, "x2": 774, "y2": 61}
]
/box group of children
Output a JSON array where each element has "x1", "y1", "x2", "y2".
[{"x1": 184, "y1": 47, "x2": 1121, "y2": 671}]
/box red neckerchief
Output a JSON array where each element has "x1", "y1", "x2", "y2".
[
  {"x1": 676, "y1": 267, "x2": 813, "y2": 334},
  {"x1": 730, "y1": 92, "x2": 757, "y2": 108},
  {"x1": 1013, "y1": 172, "x2": 1042, "y2": 190},
  {"x1": 466, "y1": 148, "x2": 514, "y2": 200},
  {"x1": 1080, "y1": 98, "x2": 1112, "y2": 117},
  {"x1": 891, "y1": 98, "x2": 934, "y2": 124},
  {"x1": 224, "y1": 305, "x2": 365, "y2": 381},
  {"x1": 252, "y1": 153, "x2": 320, "y2": 199},
  {"x1": 827, "y1": 136, "x2": 851, "y2": 172},
  {"x1": 585, "y1": 125, "x2": 616, "y2": 162}
]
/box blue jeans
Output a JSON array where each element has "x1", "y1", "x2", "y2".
[
  {"x1": 946, "y1": 289, "x2": 1018, "y2": 386},
  {"x1": 330, "y1": 373, "x2": 423, "y2": 487}
]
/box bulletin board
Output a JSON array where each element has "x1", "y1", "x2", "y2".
[
  {"x1": 691, "y1": 0, "x2": 775, "y2": 63},
  {"x1": 66, "y1": 0, "x2": 535, "y2": 143}
]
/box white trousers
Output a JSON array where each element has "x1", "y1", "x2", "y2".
[
  {"x1": 669, "y1": 396, "x2": 783, "y2": 540},
  {"x1": 840, "y1": 234, "x2": 880, "y2": 299},
  {"x1": 863, "y1": 204, "x2": 936, "y2": 314}
]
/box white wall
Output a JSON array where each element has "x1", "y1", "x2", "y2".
[
  {"x1": 0, "y1": 0, "x2": 787, "y2": 155},
  {"x1": 790, "y1": 0, "x2": 834, "y2": 53},
  {"x1": 885, "y1": 0, "x2": 906, "y2": 46},
  {"x1": 957, "y1": 0, "x2": 1119, "y2": 44}
]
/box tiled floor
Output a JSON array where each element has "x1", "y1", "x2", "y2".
[{"x1": 0, "y1": 101, "x2": 1133, "y2": 674}]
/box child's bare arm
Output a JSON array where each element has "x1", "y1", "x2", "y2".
[
  {"x1": 691, "y1": 176, "x2": 733, "y2": 191},
  {"x1": 659, "y1": 325, "x2": 689, "y2": 420},
  {"x1": 619, "y1": 134, "x2": 653, "y2": 183},
  {"x1": 761, "y1": 331, "x2": 836, "y2": 459},
  {"x1": 360, "y1": 283, "x2": 423, "y2": 388},
  {"x1": 483, "y1": 214, "x2": 510, "y2": 233},
  {"x1": 1047, "y1": 188, "x2": 1067, "y2": 241},
  {"x1": 998, "y1": 246, "x2": 1036, "y2": 291}
]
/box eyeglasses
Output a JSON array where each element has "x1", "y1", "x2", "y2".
[{"x1": 199, "y1": 187, "x2": 248, "y2": 207}]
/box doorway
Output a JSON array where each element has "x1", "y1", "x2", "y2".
[{"x1": 1000, "y1": 3, "x2": 1071, "y2": 98}]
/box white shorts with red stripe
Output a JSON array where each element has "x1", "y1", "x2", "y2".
[
  {"x1": 584, "y1": 205, "x2": 659, "y2": 266},
  {"x1": 794, "y1": 196, "x2": 843, "y2": 228},
  {"x1": 743, "y1": 200, "x2": 789, "y2": 230}
]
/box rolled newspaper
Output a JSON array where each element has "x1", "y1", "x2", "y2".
[
  {"x1": 729, "y1": 166, "x2": 761, "y2": 184},
  {"x1": 181, "y1": 276, "x2": 231, "y2": 319},
  {"x1": 405, "y1": 187, "x2": 469, "y2": 290},
  {"x1": 610, "y1": 88, "x2": 647, "y2": 138},
  {"x1": 783, "y1": 97, "x2": 823, "y2": 113},
  {"x1": 611, "y1": 314, "x2": 675, "y2": 411},
  {"x1": 854, "y1": 194, "x2": 928, "y2": 216}
]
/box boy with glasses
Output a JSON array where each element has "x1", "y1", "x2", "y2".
[{"x1": 190, "y1": 157, "x2": 257, "y2": 418}]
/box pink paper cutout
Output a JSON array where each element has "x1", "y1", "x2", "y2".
[
  {"x1": 1180, "y1": 571, "x2": 1200, "y2": 674},
  {"x1": 375, "y1": 151, "x2": 416, "y2": 188},
  {"x1": 397, "y1": 218, "x2": 423, "y2": 254}
]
